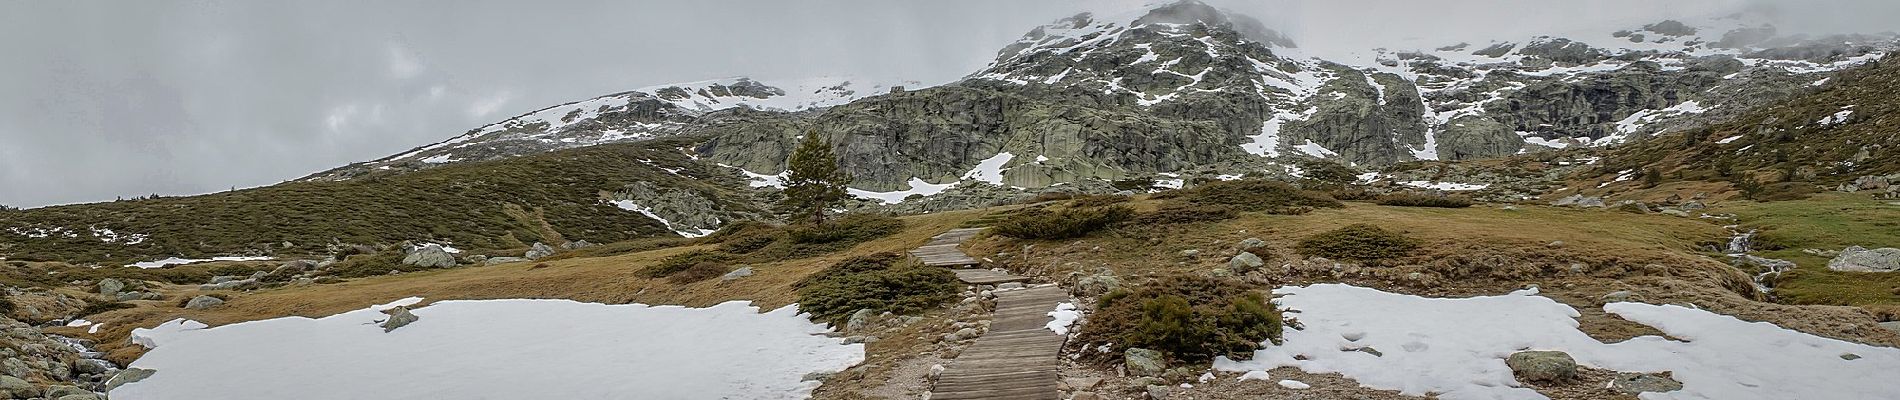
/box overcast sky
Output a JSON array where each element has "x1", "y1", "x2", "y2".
[{"x1": 3, "y1": 0, "x2": 1897, "y2": 208}]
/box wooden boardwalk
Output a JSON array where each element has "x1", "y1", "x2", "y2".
[
  {"x1": 932, "y1": 286, "x2": 1070, "y2": 400},
  {"x1": 910, "y1": 228, "x2": 983, "y2": 267},
  {"x1": 912, "y1": 227, "x2": 1071, "y2": 400}
]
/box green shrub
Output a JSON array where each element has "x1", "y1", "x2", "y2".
[
  {"x1": 0, "y1": 297, "x2": 14, "y2": 316},
  {"x1": 989, "y1": 205, "x2": 1135, "y2": 240},
  {"x1": 1081, "y1": 275, "x2": 1280, "y2": 363},
  {"x1": 328, "y1": 250, "x2": 416, "y2": 278},
  {"x1": 1295, "y1": 224, "x2": 1419, "y2": 261},
  {"x1": 666, "y1": 262, "x2": 733, "y2": 284},
  {"x1": 1069, "y1": 194, "x2": 1131, "y2": 208},
  {"x1": 1132, "y1": 204, "x2": 1238, "y2": 225},
  {"x1": 787, "y1": 213, "x2": 904, "y2": 244},
  {"x1": 1297, "y1": 160, "x2": 1360, "y2": 190},
  {"x1": 1179, "y1": 180, "x2": 1342, "y2": 213},
  {"x1": 76, "y1": 300, "x2": 136, "y2": 318},
  {"x1": 1022, "y1": 192, "x2": 1076, "y2": 204},
  {"x1": 642, "y1": 250, "x2": 736, "y2": 278},
  {"x1": 1330, "y1": 187, "x2": 1379, "y2": 201},
  {"x1": 1376, "y1": 192, "x2": 1474, "y2": 208},
  {"x1": 795, "y1": 253, "x2": 959, "y2": 324}
]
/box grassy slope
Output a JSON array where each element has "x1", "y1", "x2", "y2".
[
  {"x1": 0, "y1": 138, "x2": 758, "y2": 264},
  {"x1": 1715, "y1": 193, "x2": 1900, "y2": 310},
  {"x1": 1584, "y1": 56, "x2": 1899, "y2": 194}
]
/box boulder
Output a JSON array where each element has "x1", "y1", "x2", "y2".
[
  {"x1": 1551, "y1": 195, "x2": 1605, "y2": 208},
  {"x1": 104, "y1": 368, "x2": 156, "y2": 391},
  {"x1": 561, "y1": 240, "x2": 597, "y2": 250},
  {"x1": 1601, "y1": 290, "x2": 1643, "y2": 304},
  {"x1": 58, "y1": 394, "x2": 105, "y2": 400},
  {"x1": 198, "y1": 279, "x2": 258, "y2": 291},
  {"x1": 721, "y1": 266, "x2": 754, "y2": 281},
  {"x1": 1074, "y1": 270, "x2": 1121, "y2": 297},
  {"x1": 525, "y1": 242, "x2": 557, "y2": 260},
  {"x1": 1609, "y1": 372, "x2": 1683, "y2": 394},
  {"x1": 845, "y1": 309, "x2": 875, "y2": 332},
  {"x1": 1505, "y1": 351, "x2": 1577, "y2": 382},
  {"x1": 1238, "y1": 238, "x2": 1266, "y2": 250},
  {"x1": 184, "y1": 295, "x2": 225, "y2": 310},
  {"x1": 381, "y1": 306, "x2": 419, "y2": 332},
  {"x1": 401, "y1": 244, "x2": 457, "y2": 268},
  {"x1": 1827, "y1": 246, "x2": 1900, "y2": 272},
  {"x1": 1125, "y1": 347, "x2": 1167, "y2": 377},
  {"x1": 1878, "y1": 321, "x2": 1900, "y2": 334},
  {"x1": 0, "y1": 375, "x2": 37, "y2": 399},
  {"x1": 1228, "y1": 252, "x2": 1265, "y2": 271},
  {"x1": 96, "y1": 278, "x2": 126, "y2": 296},
  {"x1": 1145, "y1": 384, "x2": 1172, "y2": 399},
  {"x1": 483, "y1": 257, "x2": 531, "y2": 266},
  {"x1": 43, "y1": 385, "x2": 90, "y2": 398}
]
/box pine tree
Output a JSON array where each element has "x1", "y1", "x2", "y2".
[{"x1": 780, "y1": 132, "x2": 852, "y2": 224}]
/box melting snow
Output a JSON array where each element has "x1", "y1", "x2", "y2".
[
  {"x1": 113, "y1": 299, "x2": 862, "y2": 400},
  {"x1": 609, "y1": 200, "x2": 712, "y2": 238},
  {"x1": 1046, "y1": 302, "x2": 1080, "y2": 335},
  {"x1": 1294, "y1": 140, "x2": 1340, "y2": 158},
  {"x1": 1716, "y1": 135, "x2": 1744, "y2": 144},
  {"x1": 125, "y1": 256, "x2": 274, "y2": 269},
  {"x1": 848, "y1": 178, "x2": 957, "y2": 205},
  {"x1": 1817, "y1": 108, "x2": 1854, "y2": 126},
  {"x1": 1216, "y1": 284, "x2": 1900, "y2": 400},
  {"x1": 1399, "y1": 181, "x2": 1489, "y2": 191},
  {"x1": 961, "y1": 152, "x2": 1016, "y2": 185}
]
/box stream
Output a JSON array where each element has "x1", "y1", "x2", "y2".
[{"x1": 1723, "y1": 225, "x2": 1795, "y2": 297}]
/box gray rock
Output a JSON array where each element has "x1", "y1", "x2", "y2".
[
  {"x1": 997, "y1": 282, "x2": 1025, "y2": 290},
  {"x1": 1610, "y1": 372, "x2": 1683, "y2": 394},
  {"x1": 1179, "y1": 249, "x2": 1200, "y2": 258},
  {"x1": 483, "y1": 257, "x2": 531, "y2": 266},
  {"x1": 97, "y1": 278, "x2": 126, "y2": 296},
  {"x1": 1878, "y1": 321, "x2": 1900, "y2": 334},
  {"x1": 721, "y1": 266, "x2": 754, "y2": 281},
  {"x1": 401, "y1": 244, "x2": 457, "y2": 268},
  {"x1": 1228, "y1": 252, "x2": 1265, "y2": 271},
  {"x1": 198, "y1": 278, "x2": 258, "y2": 291},
  {"x1": 1238, "y1": 238, "x2": 1266, "y2": 250},
  {"x1": 525, "y1": 242, "x2": 557, "y2": 260},
  {"x1": 43, "y1": 385, "x2": 90, "y2": 398},
  {"x1": 58, "y1": 394, "x2": 105, "y2": 400},
  {"x1": 1125, "y1": 347, "x2": 1167, "y2": 377},
  {"x1": 381, "y1": 306, "x2": 420, "y2": 332},
  {"x1": 1826, "y1": 246, "x2": 1900, "y2": 272},
  {"x1": 1505, "y1": 351, "x2": 1577, "y2": 382},
  {"x1": 0, "y1": 375, "x2": 37, "y2": 399},
  {"x1": 116, "y1": 291, "x2": 147, "y2": 302},
  {"x1": 1602, "y1": 290, "x2": 1643, "y2": 304},
  {"x1": 104, "y1": 367, "x2": 157, "y2": 391},
  {"x1": 561, "y1": 240, "x2": 597, "y2": 250},
  {"x1": 1074, "y1": 270, "x2": 1121, "y2": 297},
  {"x1": 1145, "y1": 384, "x2": 1172, "y2": 399},
  {"x1": 845, "y1": 309, "x2": 875, "y2": 332},
  {"x1": 184, "y1": 295, "x2": 225, "y2": 310},
  {"x1": 1552, "y1": 195, "x2": 1605, "y2": 208}
]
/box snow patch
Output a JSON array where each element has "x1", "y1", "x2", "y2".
[
  {"x1": 1046, "y1": 302, "x2": 1081, "y2": 335},
  {"x1": 125, "y1": 256, "x2": 274, "y2": 269},
  {"x1": 848, "y1": 178, "x2": 957, "y2": 205},
  {"x1": 1398, "y1": 181, "x2": 1489, "y2": 191},
  {"x1": 1215, "y1": 284, "x2": 1900, "y2": 400},
  {"x1": 960, "y1": 152, "x2": 1016, "y2": 185},
  {"x1": 609, "y1": 200, "x2": 713, "y2": 238},
  {"x1": 112, "y1": 299, "x2": 863, "y2": 400}
]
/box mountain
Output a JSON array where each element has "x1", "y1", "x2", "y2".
[
  {"x1": 4, "y1": 0, "x2": 1897, "y2": 263},
  {"x1": 301, "y1": 77, "x2": 915, "y2": 182}
]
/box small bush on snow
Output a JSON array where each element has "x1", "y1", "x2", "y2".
[{"x1": 1079, "y1": 275, "x2": 1281, "y2": 363}]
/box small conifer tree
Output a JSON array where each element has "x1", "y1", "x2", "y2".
[{"x1": 780, "y1": 132, "x2": 852, "y2": 224}]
